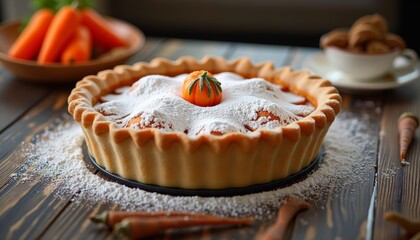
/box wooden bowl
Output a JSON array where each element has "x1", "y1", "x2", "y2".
[{"x1": 0, "y1": 18, "x2": 145, "y2": 84}]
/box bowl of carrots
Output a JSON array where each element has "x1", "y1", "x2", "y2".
[{"x1": 0, "y1": 5, "x2": 145, "y2": 83}]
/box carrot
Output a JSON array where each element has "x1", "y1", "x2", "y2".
[
  {"x1": 384, "y1": 211, "x2": 420, "y2": 237},
  {"x1": 8, "y1": 9, "x2": 54, "y2": 60},
  {"x1": 113, "y1": 216, "x2": 254, "y2": 239},
  {"x1": 182, "y1": 70, "x2": 223, "y2": 107},
  {"x1": 260, "y1": 196, "x2": 310, "y2": 240},
  {"x1": 37, "y1": 6, "x2": 79, "y2": 64},
  {"x1": 61, "y1": 25, "x2": 91, "y2": 64},
  {"x1": 80, "y1": 8, "x2": 126, "y2": 50},
  {"x1": 398, "y1": 112, "x2": 419, "y2": 165},
  {"x1": 90, "y1": 210, "x2": 234, "y2": 228}
]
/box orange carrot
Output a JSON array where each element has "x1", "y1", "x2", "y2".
[
  {"x1": 80, "y1": 8, "x2": 126, "y2": 50},
  {"x1": 90, "y1": 210, "x2": 234, "y2": 228},
  {"x1": 61, "y1": 25, "x2": 91, "y2": 64},
  {"x1": 182, "y1": 70, "x2": 223, "y2": 107},
  {"x1": 398, "y1": 112, "x2": 419, "y2": 165},
  {"x1": 8, "y1": 9, "x2": 54, "y2": 60},
  {"x1": 113, "y1": 216, "x2": 254, "y2": 239},
  {"x1": 260, "y1": 196, "x2": 310, "y2": 240},
  {"x1": 37, "y1": 6, "x2": 79, "y2": 64}
]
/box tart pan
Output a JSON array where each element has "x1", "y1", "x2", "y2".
[{"x1": 83, "y1": 142, "x2": 323, "y2": 197}]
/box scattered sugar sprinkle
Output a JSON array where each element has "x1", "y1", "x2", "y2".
[
  {"x1": 381, "y1": 166, "x2": 398, "y2": 179},
  {"x1": 13, "y1": 101, "x2": 381, "y2": 220}
]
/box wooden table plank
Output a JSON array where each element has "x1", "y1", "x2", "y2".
[
  {"x1": 0, "y1": 90, "x2": 69, "y2": 172},
  {"x1": 0, "y1": 180, "x2": 71, "y2": 240},
  {"x1": 374, "y1": 77, "x2": 420, "y2": 240},
  {"x1": 153, "y1": 38, "x2": 232, "y2": 59},
  {"x1": 287, "y1": 47, "x2": 320, "y2": 70},
  {"x1": 127, "y1": 37, "x2": 166, "y2": 64},
  {"x1": 0, "y1": 90, "x2": 73, "y2": 240},
  {"x1": 286, "y1": 48, "x2": 381, "y2": 240},
  {"x1": 228, "y1": 43, "x2": 290, "y2": 67},
  {"x1": 40, "y1": 202, "x2": 115, "y2": 240},
  {"x1": 0, "y1": 67, "x2": 50, "y2": 133}
]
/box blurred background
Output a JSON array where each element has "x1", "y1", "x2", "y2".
[{"x1": 1, "y1": 0, "x2": 418, "y2": 53}]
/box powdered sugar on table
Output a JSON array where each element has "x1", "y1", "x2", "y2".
[{"x1": 15, "y1": 102, "x2": 377, "y2": 219}]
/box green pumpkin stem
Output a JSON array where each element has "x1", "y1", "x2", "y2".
[{"x1": 188, "y1": 71, "x2": 222, "y2": 98}]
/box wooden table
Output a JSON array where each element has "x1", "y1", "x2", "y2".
[{"x1": 1, "y1": 38, "x2": 419, "y2": 240}]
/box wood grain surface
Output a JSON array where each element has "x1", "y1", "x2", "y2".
[{"x1": 374, "y1": 77, "x2": 420, "y2": 240}]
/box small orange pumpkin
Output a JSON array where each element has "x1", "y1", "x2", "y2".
[{"x1": 182, "y1": 70, "x2": 222, "y2": 107}]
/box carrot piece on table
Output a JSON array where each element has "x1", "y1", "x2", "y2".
[
  {"x1": 260, "y1": 196, "x2": 310, "y2": 240},
  {"x1": 8, "y1": 9, "x2": 54, "y2": 60},
  {"x1": 80, "y1": 8, "x2": 126, "y2": 50},
  {"x1": 37, "y1": 6, "x2": 79, "y2": 64},
  {"x1": 113, "y1": 215, "x2": 254, "y2": 239},
  {"x1": 384, "y1": 211, "x2": 420, "y2": 237},
  {"x1": 398, "y1": 112, "x2": 419, "y2": 165},
  {"x1": 91, "y1": 211, "x2": 230, "y2": 227},
  {"x1": 91, "y1": 210, "x2": 252, "y2": 228},
  {"x1": 61, "y1": 25, "x2": 91, "y2": 64}
]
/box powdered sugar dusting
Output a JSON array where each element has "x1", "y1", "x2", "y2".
[
  {"x1": 13, "y1": 103, "x2": 378, "y2": 220},
  {"x1": 95, "y1": 72, "x2": 314, "y2": 136}
]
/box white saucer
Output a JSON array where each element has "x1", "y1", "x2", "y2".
[{"x1": 304, "y1": 52, "x2": 419, "y2": 92}]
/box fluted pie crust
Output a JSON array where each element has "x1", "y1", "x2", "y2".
[{"x1": 68, "y1": 56, "x2": 341, "y2": 189}]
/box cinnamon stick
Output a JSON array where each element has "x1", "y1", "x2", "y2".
[
  {"x1": 91, "y1": 210, "x2": 226, "y2": 228},
  {"x1": 384, "y1": 211, "x2": 420, "y2": 237},
  {"x1": 113, "y1": 215, "x2": 254, "y2": 239},
  {"x1": 260, "y1": 196, "x2": 310, "y2": 240}
]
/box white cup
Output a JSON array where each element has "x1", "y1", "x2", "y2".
[{"x1": 325, "y1": 47, "x2": 418, "y2": 81}]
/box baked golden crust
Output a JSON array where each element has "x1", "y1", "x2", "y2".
[{"x1": 68, "y1": 56, "x2": 342, "y2": 189}]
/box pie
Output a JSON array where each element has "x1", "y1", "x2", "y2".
[{"x1": 68, "y1": 56, "x2": 341, "y2": 189}]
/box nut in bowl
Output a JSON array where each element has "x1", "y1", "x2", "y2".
[
  {"x1": 0, "y1": 17, "x2": 145, "y2": 83},
  {"x1": 321, "y1": 14, "x2": 418, "y2": 81}
]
